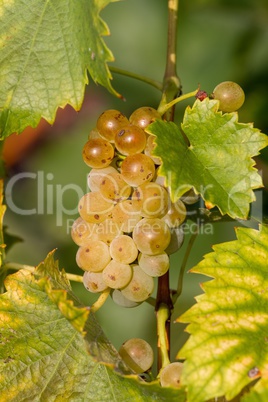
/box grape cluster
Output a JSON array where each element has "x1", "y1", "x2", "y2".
[{"x1": 72, "y1": 107, "x2": 195, "y2": 306}]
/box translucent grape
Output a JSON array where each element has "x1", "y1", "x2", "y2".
[
  {"x1": 132, "y1": 218, "x2": 171, "y2": 255},
  {"x1": 121, "y1": 264, "x2": 154, "y2": 302},
  {"x1": 165, "y1": 227, "x2": 184, "y2": 255},
  {"x1": 119, "y1": 338, "x2": 154, "y2": 374},
  {"x1": 111, "y1": 289, "x2": 140, "y2": 308},
  {"x1": 112, "y1": 199, "x2": 142, "y2": 233},
  {"x1": 138, "y1": 252, "x2": 169, "y2": 277},
  {"x1": 83, "y1": 271, "x2": 109, "y2": 293},
  {"x1": 144, "y1": 134, "x2": 162, "y2": 165},
  {"x1": 102, "y1": 260, "x2": 132, "y2": 289},
  {"x1": 159, "y1": 362, "x2": 183, "y2": 388},
  {"x1": 78, "y1": 192, "x2": 113, "y2": 223},
  {"x1": 76, "y1": 240, "x2": 111, "y2": 272},
  {"x1": 129, "y1": 106, "x2": 161, "y2": 129},
  {"x1": 212, "y1": 81, "x2": 245, "y2": 112},
  {"x1": 87, "y1": 166, "x2": 117, "y2": 192},
  {"x1": 95, "y1": 217, "x2": 122, "y2": 245},
  {"x1": 133, "y1": 182, "x2": 169, "y2": 218},
  {"x1": 99, "y1": 171, "x2": 131, "y2": 202},
  {"x1": 163, "y1": 199, "x2": 186, "y2": 227},
  {"x1": 121, "y1": 153, "x2": 155, "y2": 187},
  {"x1": 110, "y1": 235, "x2": 138, "y2": 264},
  {"x1": 71, "y1": 217, "x2": 98, "y2": 246},
  {"x1": 88, "y1": 127, "x2": 102, "y2": 140},
  {"x1": 114, "y1": 124, "x2": 147, "y2": 155},
  {"x1": 82, "y1": 138, "x2": 114, "y2": 168},
  {"x1": 96, "y1": 109, "x2": 129, "y2": 142}
]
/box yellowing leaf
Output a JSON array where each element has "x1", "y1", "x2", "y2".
[
  {"x1": 0, "y1": 0, "x2": 120, "y2": 139},
  {"x1": 147, "y1": 98, "x2": 268, "y2": 219},
  {"x1": 177, "y1": 225, "x2": 268, "y2": 402},
  {"x1": 0, "y1": 253, "x2": 186, "y2": 401}
]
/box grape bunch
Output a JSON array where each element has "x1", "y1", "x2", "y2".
[{"x1": 72, "y1": 106, "x2": 195, "y2": 307}]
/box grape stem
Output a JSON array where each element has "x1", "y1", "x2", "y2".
[
  {"x1": 172, "y1": 230, "x2": 198, "y2": 305},
  {"x1": 3, "y1": 262, "x2": 84, "y2": 283},
  {"x1": 155, "y1": 0, "x2": 181, "y2": 372},
  {"x1": 109, "y1": 66, "x2": 163, "y2": 91},
  {"x1": 156, "y1": 303, "x2": 171, "y2": 370},
  {"x1": 90, "y1": 288, "x2": 111, "y2": 313},
  {"x1": 158, "y1": 89, "x2": 199, "y2": 116}
]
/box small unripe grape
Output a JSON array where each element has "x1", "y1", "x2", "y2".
[
  {"x1": 159, "y1": 362, "x2": 183, "y2": 388},
  {"x1": 114, "y1": 124, "x2": 147, "y2": 155},
  {"x1": 96, "y1": 109, "x2": 129, "y2": 142},
  {"x1": 212, "y1": 81, "x2": 245, "y2": 112},
  {"x1": 129, "y1": 107, "x2": 161, "y2": 129},
  {"x1": 121, "y1": 153, "x2": 155, "y2": 187},
  {"x1": 82, "y1": 138, "x2": 114, "y2": 168},
  {"x1": 119, "y1": 338, "x2": 154, "y2": 373}
]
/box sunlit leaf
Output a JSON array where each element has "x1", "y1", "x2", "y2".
[
  {"x1": 176, "y1": 224, "x2": 268, "y2": 402},
  {"x1": 147, "y1": 98, "x2": 268, "y2": 219},
  {"x1": 0, "y1": 252, "x2": 186, "y2": 401},
  {"x1": 0, "y1": 0, "x2": 120, "y2": 139}
]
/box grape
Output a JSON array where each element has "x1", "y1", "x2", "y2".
[
  {"x1": 212, "y1": 81, "x2": 245, "y2": 112},
  {"x1": 111, "y1": 289, "x2": 140, "y2": 308},
  {"x1": 112, "y1": 199, "x2": 142, "y2": 233},
  {"x1": 114, "y1": 124, "x2": 147, "y2": 155},
  {"x1": 82, "y1": 138, "x2": 114, "y2": 168},
  {"x1": 121, "y1": 153, "x2": 155, "y2": 187},
  {"x1": 95, "y1": 217, "x2": 122, "y2": 245},
  {"x1": 83, "y1": 271, "x2": 109, "y2": 293},
  {"x1": 163, "y1": 199, "x2": 186, "y2": 228},
  {"x1": 119, "y1": 338, "x2": 154, "y2": 374},
  {"x1": 71, "y1": 217, "x2": 98, "y2": 246},
  {"x1": 102, "y1": 260, "x2": 132, "y2": 289},
  {"x1": 159, "y1": 362, "x2": 183, "y2": 388},
  {"x1": 129, "y1": 106, "x2": 161, "y2": 129},
  {"x1": 76, "y1": 240, "x2": 111, "y2": 272},
  {"x1": 78, "y1": 192, "x2": 113, "y2": 223},
  {"x1": 121, "y1": 264, "x2": 154, "y2": 302},
  {"x1": 88, "y1": 127, "x2": 102, "y2": 140},
  {"x1": 99, "y1": 171, "x2": 131, "y2": 202},
  {"x1": 165, "y1": 227, "x2": 184, "y2": 255},
  {"x1": 110, "y1": 235, "x2": 138, "y2": 264},
  {"x1": 138, "y1": 252, "x2": 169, "y2": 277},
  {"x1": 133, "y1": 182, "x2": 169, "y2": 218},
  {"x1": 144, "y1": 134, "x2": 162, "y2": 165},
  {"x1": 96, "y1": 109, "x2": 129, "y2": 142},
  {"x1": 87, "y1": 166, "x2": 117, "y2": 192},
  {"x1": 132, "y1": 218, "x2": 171, "y2": 255}
]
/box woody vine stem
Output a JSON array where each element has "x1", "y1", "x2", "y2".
[{"x1": 155, "y1": 0, "x2": 181, "y2": 371}]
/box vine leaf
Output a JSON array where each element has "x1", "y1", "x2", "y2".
[
  {"x1": 176, "y1": 224, "x2": 268, "y2": 402},
  {"x1": 0, "y1": 252, "x2": 186, "y2": 401},
  {"x1": 0, "y1": 0, "x2": 120, "y2": 139},
  {"x1": 147, "y1": 98, "x2": 268, "y2": 219}
]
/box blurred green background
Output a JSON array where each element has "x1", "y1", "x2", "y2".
[{"x1": 3, "y1": 0, "x2": 268, "y2": 371}]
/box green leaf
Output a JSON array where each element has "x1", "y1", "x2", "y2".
[
  {"x1": 241, "y1": 377, "x2": 268, "y2": 402},
  {"x1": 0, "y1": 0, "x2": 120, "y2": 139},
  {"x1": 147, "y1": 98, "x2": 268, "y2": 219},
  {"x1": 0, "y1": 252, "x2": 186, "y2": 401},
  {"x1": 176, "y1": 224, "x2": 268, "y2": 402}
]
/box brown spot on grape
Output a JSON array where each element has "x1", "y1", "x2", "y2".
[
  {"x1": 109, "y1": 275, "x2": 116, "y2": 281},
  {"x1": 119, "y1": 247, "x2": 122, "y2": 252},
  {"x1": 86, "y1": 248, "x2": 89, "y2": 253},
  {"x1": 119, "y1": 129, "x2": 125, "y2": 136},
  {"x1": 94, "y1": 214, "x2": 100, "y2": 220},
  {"x1": 101, "y1": 159, "x2": 106, "y2": 164},
  {"x1": 92, "y1": 282, "x2": 98, "y2": 290}
]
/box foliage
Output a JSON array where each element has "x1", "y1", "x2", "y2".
[{"x1": 0, "y1": 0, "x2": 268, "y2": 401}]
